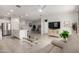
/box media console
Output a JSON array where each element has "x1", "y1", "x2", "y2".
[
  {"x1": 48, "y1": 22, "x2": 60, "y2": 37},
  {"x1": 48, "y1": 29, "x2": 59, "y2": 37}
]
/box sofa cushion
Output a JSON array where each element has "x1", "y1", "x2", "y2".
[
  {"x1": 50, "y1": 46, "x2": 62, "y2": 53},
  {"x1": 33, "y1": 44, "x2": 55, "y2": 53},
  {"x1": 51, "y1": 40, "x2": 66, "y2": 49}
]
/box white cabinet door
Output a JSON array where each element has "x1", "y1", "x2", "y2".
[
  {"x1": 11, "y1": 18, "x2": 20, "y2": 37},
  {"x1": 11, "y1": 18, "x2": 20, "y2": 30},
  {"x1": 20, "y1": 30, "x2": 27, "y2": 39}
]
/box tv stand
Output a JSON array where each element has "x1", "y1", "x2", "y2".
[{"x1": 48, "y1": 29, "x2": 59, "y2": 38}]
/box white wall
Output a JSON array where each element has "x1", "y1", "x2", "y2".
[
  {"x1": 11, "y1": 17, "x2": 20, "y2": 37},
  {"x1": 20, "y1": 19, "x2": 33, "y2": 31},
  {"x1": 20, "y1": 20, "x2": 30, "y2": 29},
  {"x1": 20, "y1": 19, "x2": 41, "y2": 33},
  {"x1": 41, "y1": 12, "x2": 78, "y2": 35},
  {"x1": 11, "y1": 18, "x2": 20, "y2": 30},
  {"x1": 41, "y1": 19, "x2": 48, "y2": 34},
  {"x1": 31, "y1": 20, "x2": 41, "y2": 28}
]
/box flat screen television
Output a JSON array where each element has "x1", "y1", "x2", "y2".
[{"x1": 49, "y1": 22, "x2": 60, "y2": 29}]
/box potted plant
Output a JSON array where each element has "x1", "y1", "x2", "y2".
[{"x1": 60, "y1": 30, "x2": 69, "y2": 42}]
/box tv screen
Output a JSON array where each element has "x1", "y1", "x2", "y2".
[{"x1": 49, "y1": 22, "x2": 60, "y2": 29}]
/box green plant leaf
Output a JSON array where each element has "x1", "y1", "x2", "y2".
[{"x1": 59, "y1": 30, "x2": 69, "y2": 40}]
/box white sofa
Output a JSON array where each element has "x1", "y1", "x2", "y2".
[
  {"x1": 33, "y1": 40, "x2": 65, "y2": 53},
  {"x1": 34, "y1": 31, "x2": 79, "y2": 53}
]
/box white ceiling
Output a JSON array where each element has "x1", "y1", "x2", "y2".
[{"x1": 0, "y1": 5, "x2": 77, "y2": 20}]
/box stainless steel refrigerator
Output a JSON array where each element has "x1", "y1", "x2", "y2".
[{"x1": 2, "y1": 23, "x2": 11, "y2": 36}]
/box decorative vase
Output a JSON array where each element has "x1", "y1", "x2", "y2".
[
  {"x1": 61, "y1": 38, "x2": 67, "y2": 43},
  {"x1": 63, "y1": 38, "x2": 67, "y2": 43}
]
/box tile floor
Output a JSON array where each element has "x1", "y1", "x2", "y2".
[{"x1": 0, "y1": 34, "x2": 61, "y2": 53}]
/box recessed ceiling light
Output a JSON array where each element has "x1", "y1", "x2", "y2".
[
  {"x1": 10, "y1": 9, "x2": 14, "y2": 12},
  {"x1": 25, "y1": 14, "x2": 28, "y2": 16},
  {"x1": 7, "y1": 12, "x2": 10, "y2": 15},
  {"x1": 38, "y1": 9, "x2": 43, "y2": 12}
]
